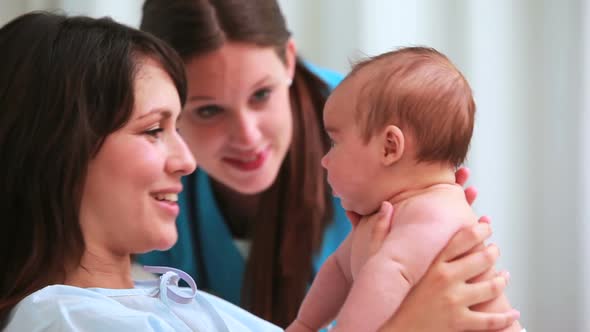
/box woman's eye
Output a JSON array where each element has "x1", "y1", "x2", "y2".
[
  {"x1": 145, "y1": 127, "x2": 164, "y2": 138},
  {"x1": 251, "y1": 88, "x2": 271, "y2": 103},
  {"x1": 194, "y1": 105, "x2": 222, "y2": 119}
]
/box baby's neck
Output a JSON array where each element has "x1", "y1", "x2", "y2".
[{"x1": 383, "y1": 161, "x2": 457, "y2": 206}]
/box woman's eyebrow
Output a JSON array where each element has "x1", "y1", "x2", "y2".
[
  {"x1": 137, "y1": 108, "x2": 173, "y2": 120},
  {"x1": 252, "y1": 74, "x2": 274, "y2": 87},
  {"x1": 188, "y1": 95, "x2": 214, "y2": 102}
]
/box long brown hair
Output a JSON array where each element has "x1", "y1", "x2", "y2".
[
  {"x1": 0, "y1": 12, "x2": 186, "y2": 325},
  {"x1": 141, "y1": 0, "x2": 334, "y2": 326}
]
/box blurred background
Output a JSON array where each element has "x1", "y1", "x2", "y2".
[{"x1": 1, "y1": 1, "x2": 587, "y2": 331}]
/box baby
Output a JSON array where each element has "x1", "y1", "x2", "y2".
[{"x1": 287, "y1": 47, "x2": 522, "y2": 332}]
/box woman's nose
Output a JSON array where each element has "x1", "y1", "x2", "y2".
[
  {"x1": 231, "y1": 111, "x2": 262, "y2": 147},
  {"x1": 321, "y1": 153, "x2": 329, "y2": 169},
  {"x1": 168, "y1": 132, "x2": 197, "y2": 176}
]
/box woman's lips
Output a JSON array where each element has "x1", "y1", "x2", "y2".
[
  {"x1": 153, "y1": 197, "x2": 180, "y2": 217},
  {"x1": 222, "y1": 147, "x2": 270, "y2": 171}
]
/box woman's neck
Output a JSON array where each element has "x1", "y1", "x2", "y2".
[
  {"x1": 64, "y1": 246, "x2": 133, "y2": 289},
  {"x1": 211, "y1": 179, "x2": 261, "y2": 238}
]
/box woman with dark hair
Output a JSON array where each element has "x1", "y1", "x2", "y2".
[
  {"x1": 138, "y1": 2, "x2": 352, "y2": 325},
  {"x1": 0, "y1": 11, "x2": 283, "y2": 331},
  {"x1": 137, "y1": 0, "x2": 518, "y2": 329}
]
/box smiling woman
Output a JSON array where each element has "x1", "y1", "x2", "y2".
[
  {"x1": 0, "y1": 7, "x2": 522, "y2": 332},
  {"x1": 180, "y1": 42, "x2": 295, "y2": 194},
  {"x1": 0, "y1": 11, "x2": 284, "y2": 331},
  {"x1": 78, "y1": 57, "x2": 194, "y2": 257},
  {"x1": 136, "y1": 1, "x2": 523, "y2": 330},
  {"x1": 137, "y1": 2, "x2": 348, "y2": 325}
]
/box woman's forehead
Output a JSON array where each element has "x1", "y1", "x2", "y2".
[
  {"x1": 132, "y1": 59, "x2": 181, "y2": 118},
  {"x1": 184, "y1": 43, "x2": 287, "y2": 98}
]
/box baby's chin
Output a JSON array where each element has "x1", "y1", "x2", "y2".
[
  {"x1": 344, "y1": 200, "x2": 381, "y2": 217},
  {"x1": 361, "y1": 205, "x2": 382, "y2": 217}
]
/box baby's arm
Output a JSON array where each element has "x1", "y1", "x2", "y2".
[
  {"x1": 333, "y1": 200, "x2": 463, "y2": 332},
  {"x1": 287, "y1": 234, "x2": 353, "y2": 332}
]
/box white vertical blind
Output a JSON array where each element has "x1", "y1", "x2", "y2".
[{"x1": 581, "y1": 0, "x2": 590, "y2": 331}]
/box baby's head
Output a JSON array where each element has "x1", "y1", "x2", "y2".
[{"x1": 322, "y1": 46, "x2": 475, "y2": 214}]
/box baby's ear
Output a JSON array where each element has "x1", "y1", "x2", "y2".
[{"x1": 381, "y1": 125, "x2": 404, "y2": 166}]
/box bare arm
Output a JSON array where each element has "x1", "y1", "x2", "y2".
[
  {"x1": 288, "y1": 203, "x2": 396, "y2": 332},
  {"x1": 379, "y1": 223, "x2": 520, "y2": 331},
  {"x1": 334, "y1": 200, "x2": 463, "y2": 332},
  {"x1": 286, "y1": 236, "x2": 353, "y2": 332},
  {"x1": 343, "y1": 169, "x2": 520, "y2": 331}
]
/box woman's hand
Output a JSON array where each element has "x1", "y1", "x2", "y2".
[
  {"x1": 456, "y1": 167, "x2": 477, "y2": 205},
  {"x1": 378, "y1": 223, "x2": 519, "y2": 331},
  {"x1": 346, "y1": 202, "x2": 394, "y2": 271}
]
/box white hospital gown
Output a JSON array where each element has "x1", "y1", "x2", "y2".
[{"x1": 4, "y1": 266, "x2": 282, "y2": 332}]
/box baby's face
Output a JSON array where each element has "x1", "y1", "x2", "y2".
[{"x1": 321, "y1": 76, "x2": 385, "y2": 215}]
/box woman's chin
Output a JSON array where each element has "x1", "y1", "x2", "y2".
[
  {"x1": 151, "y1": 230, "x2": 178, "y2": 252},
  {"x1": 228, "y1": 175, "x2": 276, "y2": 195}
]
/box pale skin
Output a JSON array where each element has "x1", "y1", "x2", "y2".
[
  {"x1": 174, "y1": 38, "x2": 518, "y2": 330},
  {"x1": 66, "y1": 58, "x2": 197, "y2": 289},
  {"x1": 352, "y1": 171, "x2": 520, "y2": 332},
  {"x1": 287, "y1": 200, "x2": 520, "y2": 332},
  {"x1": 55, "y1": 53, "x2": 518, "y2": 331},
  {"x1": 288, "y1": 70, "x2": 521, "y2": 332},
  {"x1": 178, "y1": 41, "x2": 296, "y2": 234},
  {"x1": 376, "y1": 212, "x2": 519, "y2": 331}
]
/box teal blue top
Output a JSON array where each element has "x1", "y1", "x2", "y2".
[{"x1": 137, "y1": 64, "x2": 349, "y2": 307}]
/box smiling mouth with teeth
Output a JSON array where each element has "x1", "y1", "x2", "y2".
[{"x1": 153, "y1": 193, "x2": 178, "y2": 202}]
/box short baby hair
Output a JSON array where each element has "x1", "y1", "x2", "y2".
[{"x1": 349, "y1": 46, "x2": 475, "y2": 167}]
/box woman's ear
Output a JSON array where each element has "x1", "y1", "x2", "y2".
[
  {"x1": 381, "y1": 125, "x2": 404, "y2": 166},
  {"x1": 285, "y1": 38, "x2": 297, "y2": 84}
]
